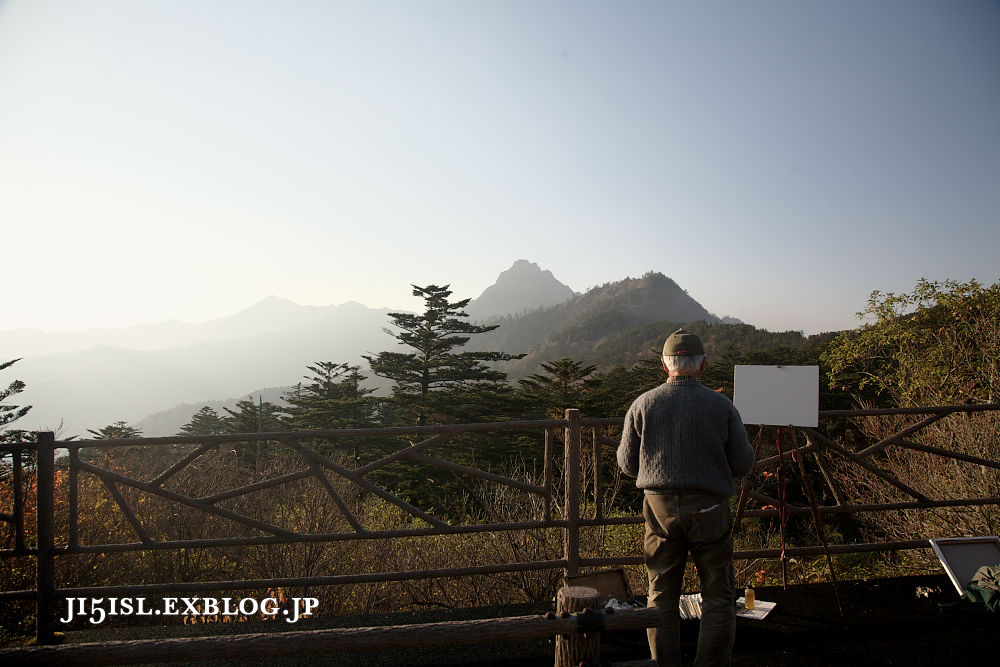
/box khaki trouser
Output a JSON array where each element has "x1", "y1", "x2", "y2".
[{"x1": 643, "y1": 492, "x2": 735, "y2": 667}]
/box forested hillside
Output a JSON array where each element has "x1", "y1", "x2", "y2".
[
  {"x1": 467, "y1": 272, "x2": 719, "y2": 361},
  {"x1": 467, "y1": 271, "x2": 822, "y2": 379}
]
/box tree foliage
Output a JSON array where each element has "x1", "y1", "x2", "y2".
[
  {"x1": 0, "y1": 358, "x2": 31, "y2": 443},
  {"x1": 284, "y1": 362, "x2": 375, "y2": 430},
  {"x1": 518, "y1": 357, "x2": 597, "y2": 418},
  {"x1": 178, "y1": 406, "x2": 228, "y2": 436},
  {"x1": 364, "y1": 284, "x2": 523, "y2": 424},
  {"x1": 87, "y1": 421, "x2": 142, "y2": 440},
  {"x1": 822, "y1": 278, "x2": 1000, "y2": 406},
  {"x1": 222, "y1": 398, "x2": 288, "y2": 433},
  {"x1": 582, "y1": 360, "x2": 664, "y2": 417}
]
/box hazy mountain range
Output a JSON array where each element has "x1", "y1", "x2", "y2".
[
  {"x1": 6, "y1": 260, "x2": 749, "y2": 437},
  {"x1": 14, "y1": 300, "x2": 396, "y2": 438}
]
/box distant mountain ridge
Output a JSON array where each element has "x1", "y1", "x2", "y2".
[
  {"x1": 0, "y1": 296, "x2": 366, "y2": 357},
  {"x1": 8, "y1": 261, "x2": 756, "y2": 436},
  {"x1": 466, "y1": 271, "x2": 721, "y2": 375},
  {"x1": 9, "y1": 260, "x2": 584, "y2": 435},
  {"x1": 15, "y1": 301, "x2": 397, "y2": 436}
]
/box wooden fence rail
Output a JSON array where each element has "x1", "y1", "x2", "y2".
[
  {"x1": 0, "y1": 606, "x2": 672, "y2": 666},
  {"x1": 1, "y1": 404, "x2": 998, "y2": 660}
]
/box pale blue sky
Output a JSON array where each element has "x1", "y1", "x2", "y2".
[{"x1": 2, "y1": 0, "x2": 998, "y2": 336}]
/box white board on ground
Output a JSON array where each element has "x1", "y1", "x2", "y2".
[
  {"x1": 733, "y1": 365, "x2": 819, "y2": 427},
  {"x1": 929, "y1": 536, "x2": 1000, "y2": 594},
  {"x1": 736, "y1": 597, "x2": 776, "y2": 620}
]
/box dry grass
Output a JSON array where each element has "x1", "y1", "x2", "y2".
[{"x1": 831, "y1": 410, "x2": 1000, "y2": 572}]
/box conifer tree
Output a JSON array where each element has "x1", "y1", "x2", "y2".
[
  {"x1": 220, "y1": 397, "x2": 288, "y2": 468},
  {"x1": 87, "y1": 421, "x2": 142, "y2": 439},
  {"x1": 364, "y1": 284, "x2": 523, "y2": 424},
  {"x1": 222, "y1": 397, "x2": 287, "y2": 433},
  {"x1": 0, "y1": 358, "x2": 31, "y2": 443},
  {"x1": 518, "y1": 357, "x2": 596, "y2": 418},
  {"x1": 178, "y1": 406, "x2": 228, "y2": 436},
  {"x1": 84, "y1": 421, "x2": 144, "y2": 466},
  {"x1": 583, "y1": 359, "x2": 665, "y2": 417},
  {"x1": 284, "y1": 362, "x2": 375, "y2": 430}
]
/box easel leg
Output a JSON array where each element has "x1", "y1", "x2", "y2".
[
  {"x1": 776, "y1": 428, "x2": 790, "y2": 590},
  {"x1": 731, "y1": 426, "x2": 764, "y2": 536},
  {"x1": 790, "y1": 429, "x2": 845, "y2": 617}
]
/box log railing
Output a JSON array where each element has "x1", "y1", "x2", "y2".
[
  {"x1": 2, "y1": 418, "x2": 574, "y2": 645},
  {"x1": 1, "y1": 404, "x2": 999, "y2": 653},
  {"x1": 2, "y1": 604, "x2": 674, "y2": 666}
]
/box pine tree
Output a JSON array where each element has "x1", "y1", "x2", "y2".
[
  {"x1": 222, "y1": 397, "x2": 287, "y2": 433},
  {"x1": 87, "y1": 421, "x2": 142, "y2": 439},
  {"x1": 284, "y1": 362, "x2": 375, "y2": 430},
  {"x1": 583, "y1": 360, "x2": 664, "y2": 417},
  {"x1": 0, "y1": 358, "x2": 31, "y2": 443},
  {"x1": 220, "y1": 397, "x2": 288, "y2": 468},
  {"x1": 84, "y1": 421, "x2": 144, "y2": 467},
  {"x1": 364, "y1": 284, "x2": 523, "y2": 425},
  {"x1": 518, "y1": 357, "x2": 596, "y2": 418},
  {"x1": 178, "y1": 406, "x2": 228, "y2": 436}
]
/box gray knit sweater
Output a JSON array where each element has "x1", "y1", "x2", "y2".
[{"x1": 617, "y1": 379, "x2": 755, "y2": 496}]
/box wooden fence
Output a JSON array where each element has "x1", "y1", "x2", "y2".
[{"x1": 1, "y1": 404, "x2": 998, "y2": 659}]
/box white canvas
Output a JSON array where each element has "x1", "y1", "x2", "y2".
[{"x1": 732, "y1": 365, "x2": 819, "y2": 427}]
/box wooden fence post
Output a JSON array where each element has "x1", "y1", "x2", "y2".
[
  {"x1": 564, "y1": 409, "x2": 582, "y2": 578},
  {"x1": 34, "y1": 431, "x2": 57, "y2": 645},
  {"x1": 555, "y1": 585, "x2": 600, "y2": 666}
]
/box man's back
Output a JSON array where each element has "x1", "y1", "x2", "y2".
[{"x1": 617, "y1": 379, "x2": 754, "y2": 497}]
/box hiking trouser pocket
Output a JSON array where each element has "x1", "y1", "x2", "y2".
[{"x1": 689, "y1": 500, "x2": 730, "y2": 544}]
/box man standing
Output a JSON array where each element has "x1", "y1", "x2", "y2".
[{"x1": 617, "y1": 329, "x2": 754, "y2": 667}]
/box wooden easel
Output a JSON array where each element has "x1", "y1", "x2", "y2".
[{"x1": 732, "y1": 425, "x2": 844, "y2": 617}]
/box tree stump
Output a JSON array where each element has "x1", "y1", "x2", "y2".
[{"x1": 555, "y1": 585, "x2": 600, "y2": 667}]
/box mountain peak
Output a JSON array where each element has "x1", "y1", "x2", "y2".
[
  {"x1": 235, "y1": 295, "x2": 314, "y2": 318},
  {"x1": 496, "y1": 259, "x2": 557, "y2": 283},
  {"x1": 254, "y1": 295, "x2": 298, "y2": 307},
  {"x1": 640, "y1": 271, "x2": 681, "y2": 289},
  {"x1": 507, "y1": 258, "x2": 540, "y2": 272},
  {"x1": 585, "y1": 273, "x2": 711, "y2": 323},
  {"x1": 465, "y1": 260, "x2": 576, "y2": 321}
]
